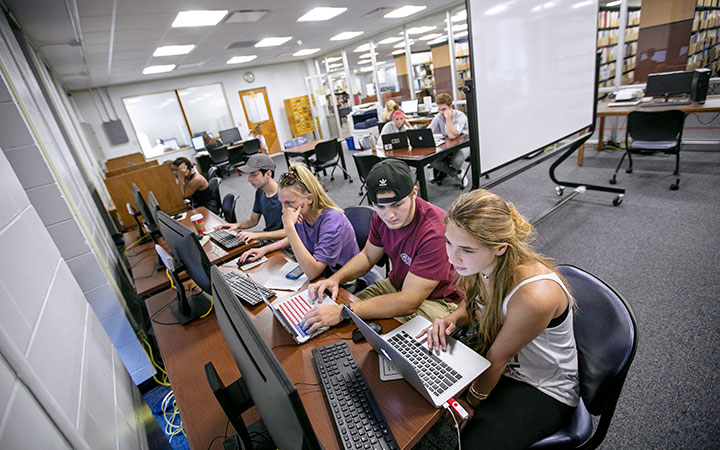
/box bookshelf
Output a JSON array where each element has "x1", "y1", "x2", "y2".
[
  {"x1": 597, "y1": 5, "x2": 641, "y2": 95},
  {"x1": 687, "y1": 2, "x2": 720, "y2": 75},
  {"x1": 455, "y1": 39, "x2": 470, "y2": 104}
]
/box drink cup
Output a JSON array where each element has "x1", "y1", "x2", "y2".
[{"x1": 190, "y1": 213, "x2": 205, "y2": 234}]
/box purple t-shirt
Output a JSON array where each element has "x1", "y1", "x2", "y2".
[{"x1": 295, "y1": 208, "x2": 360, "y2": 275}]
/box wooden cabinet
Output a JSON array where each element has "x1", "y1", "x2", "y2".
[{"x1": 284, "y1": 95, "x2": 315, "y2": 138}]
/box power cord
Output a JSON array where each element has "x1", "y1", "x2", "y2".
[{"x1": 443, "y1": 398, "x2": 465, "y2": 450}]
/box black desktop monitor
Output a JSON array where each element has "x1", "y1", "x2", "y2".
[
  {"x1": 219, "y1": 127, "x2": 242, "y2": 144},
  {"x1": 645, "y1": 71, "x2": 694, "y2": 97},
  {"x1": 156, "y1": 210, "x2": 212, "y2": 323},
  {"x1": 146, "y1": 191, "x2": 161, "y2": 230},
  {"x1": 131, "y1": 184, "x2": 159, "y2": 237},
  {"x1": 210, "y1": 267, "x2": 322, "y2": 450},
  {"x1": 192, "y1": 136, "x2": 205, "y2": 151}
]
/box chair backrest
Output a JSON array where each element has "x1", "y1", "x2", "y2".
[
  {"x1": 207, "y1": 166, "x2": 218, "y2": 180},
  {"x1": 241, "y1": 138, "x2": 261, "y2": 155},
  {"x1": 377, "y1": 121, "x2": 387, "y2": 134},
  {"x1": 195, "y1": 154, "x2": 212, "y2": 176},
  {"x1": 557, "y1": 265, "x2": 638, "y2": 445},
  {"x1": 208, "y1": 177, "x2": 222, "y2": 212},
  {"x1": 227, "y1": 145, "x2": 245, "y2": 166},
  {"x1": 209, "y1": 146, "x2": 229, "y2": 164},
  {"x1": 626, "y1": 110, "x2": 685, "y2": 143},
  {"x1": 352, "y1": 154, "x2": 383, "y2": 183},
  {"x1": 222, "y1": 193, "x2": 237, "y2": 223},
  {"x1": 313, "y1": 139, "x2": 340, "y2": 164},
  {"x1": 344, "y1": 206, "x2": 389, "y2": 270}
]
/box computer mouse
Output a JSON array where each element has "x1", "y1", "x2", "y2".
[{"x1": 352, "y1": 322, "x2": 382, "y2": 343}]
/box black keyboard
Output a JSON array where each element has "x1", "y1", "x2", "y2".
[
  {"x1": 208, "y1": 229, "x2": 242, "y2": 250},
  {"x1": 313, "y1": 341, "x2": 399, "y2": 450},
  {"x1": 386, "y1": 331, "x2": 461, "y2": 397},
  {"x1": 222, "y1": 271, "x2": 275, "y2": 306}
]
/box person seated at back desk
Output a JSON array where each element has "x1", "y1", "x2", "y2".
[
  {"x1": 214, "y1": 154, "x2": 285, "y2": 242},
  {"x1": 302, "y1": 159, "x2": 461, "y2": 334},
  {"x1": 203, "y1": 132, "x2": 222, "y2": 151},
  {"x1": 171, "y1": 157, "x2": 220, "y2": 214},
  {"x1": 377, "y1": 110, "x2": 412, "y2": 147},
  {"x1": 238, "y1": 163, "x2": 360, "y2": 282},
  {"x1": 382, "y1": 99, "x2": 400, "y2": 122},
  {"x1": 429, "y1": 92, "x2": 470, "y2": 187}
]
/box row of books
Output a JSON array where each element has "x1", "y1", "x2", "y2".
[{"x1": 597, "y1": 10, "x2": 641, "y2": 30}]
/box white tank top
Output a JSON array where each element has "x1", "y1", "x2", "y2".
[{"x1": 500, "y1": 273, "x2": 579, "y2": 406}]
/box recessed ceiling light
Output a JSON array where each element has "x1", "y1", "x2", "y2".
[
  {"x1": 392, "y1": 49, "x2": 405, "y2": 55},
  {"x1": 451, "y1": 10, "x2": 467, "y2": 22},
  {"x1": 330, "y1": 31, "x2": 364, "y2": 41},
  {"x1": 454, "y1": 30, "x2": 468, "y2": 38},
  {"x1": 572, "y1": 0, "x2": 593, "y2": 8},
  {"x1": 297, "y1": 7, "x2": 347, "y2": 21},
  {"x1": 394, "y1": 41, "x2": 414, "y2": 48},
  {"x1": 293, "y1": 48, "x2": 321, "y2": 56},
  {"x1": 325, "y1": 56, "x2": 342, "y2": 62},
  {"x1": 255, "y1": 37, "x2": 292, "y2": 47},
  {"x1": 143, "y1": 64, "x2": 175, "y2": 74},
  {"x1": 360, "y1": 66, "x2": 374, "y2": 72},
  {"x1": 427, "y1": 37, "x2": 447, "y2": 45},
  {"x1": 227, "y1": 55, "x2": 257, "y2": 64},
  {"x1": 225, "y1": 10, "x2": 269, "y2": 23},
  {"x1": 358, "y1": 60, "x2": 372, "y2": 65},
  {"x1": 360, "y1": 52, "x2": 378, "y2": 59},
  {"x1": 328, "y1": 63, "x2": 344, "y2": 69},
  {"x1": 407, "y1": 26, "x2": 436, "y2": 35},
  {"x1": 153, "y1": 45, "x2": 195, "y2": 57},
  {"x1": 605, "y1": 0, "x2": 622, "y2": 5},
  {"x1": 354, "y1": 43, "x2": 371, "y2": 52},
  {"x1": 384, "y1": 5, "x2": 427, "y2": 19},
  {"x1": 419, "y1": 33, "x2": 443, "y2": 41},
  {"x1": 378, "y1": 36, "x2": 404, "y2": 45},
  {"x1": 447, "y1": 23, "x2": 468, "y2": 31},
  {"x1": 171, "y1": 10, "x2": 228, "y2": 27}
]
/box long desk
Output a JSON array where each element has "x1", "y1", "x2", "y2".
[
  {"x1": 281, "y1": 139, "x2": 350, "y2": 179},
  {"x1": 146, "y1": 252, "x2": 441, "y2": 450},
  {"x1": 126, "y1": 207, "x2": 257, "y2": 298},
  {"x1": 585, "y1": 95, "x2": 720, "y2": 165},
  {"x1": 355, "y1": 136, "x2": 470, "y2": 201}
]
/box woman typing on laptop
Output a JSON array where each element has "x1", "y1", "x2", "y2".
[
  {"x1": 419, "y1": 190, "x2": 579, "y2": 448},
  {"x1": 238, "y1": 163, "x2": 360, "y2": 283}
]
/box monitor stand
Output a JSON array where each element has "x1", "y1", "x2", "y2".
[{"x1": 167, "y1": 269, "x2": 213, "y2": 325}]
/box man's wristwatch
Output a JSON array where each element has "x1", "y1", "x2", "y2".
[{"x1": 340, "y1": 304, "x2": 353, "y2": 322}]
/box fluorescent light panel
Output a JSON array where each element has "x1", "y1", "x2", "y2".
[
  {"x1": 394, "y1": 40, "x2": 414, "y2": 48},
  {"x1": 255, "y1": 36, "x2": 292, "y2": 47},
  {"x1": 454, "y1": 30, "x2": 468, "y2": 38},
  {"x1": 384, "y1": 5, "x2": 427, "y2": 18},
  {"x1": 452, "y1": 10, "x2": 467, "y2": 22},
  {"x1": 297, "y1": 7, "x2": 347, "y2": 21},
  {"x1": 293, "y1": 48, "x2": 321, "y2": 56},
  {"x1": 358, "y1": 59, "x2": 371, "y2": 64},
  {"x1": 392, "y1": 49, "x2": 405, "y2": 55},
  {"x1": 378, "y1": 36, "x2": 404, "y2": 45},
  {"x1": 427, "y1": 37, "x2": 447, "y2": 45},
  {"x1": 171, "y1": 10, "x2": 227, "y2": 27},
  {"x1": 419, "y1": 33, "x2": 443, "y2": 41},
  {"x1": 360, "y1": 52, "x2": 378, "y2": 58},
  {"x1": 143, "y1": 64, "x2": 175, "y2": 74},
  {"x1": 227, "y1": 55, "x2": 257, "y2": 64},
  {"x1": 407, "y1": 25, "x2": 436, "y2": 35},
  {"x1": 331, "y1": 31, "x2": 364, "y2": 41},
  {"x1": 325, "y1": 56, "x2": 342, "y2": 62},
  {"x1": 153, "y1": 45, "x2": 195, "y2": 57},
  {"x1": 605, "y1": 0, "x2": 622, "y2": 5},
  {"x1": 354, "y1": 43, "x2": 371, "y2": 52}
]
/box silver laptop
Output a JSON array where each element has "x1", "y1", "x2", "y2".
[{"x1": 346, "y1": 306, "x2": 490, "y2": 408}]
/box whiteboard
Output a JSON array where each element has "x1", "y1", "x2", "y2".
[{"x1": 467, "y1": 0, "x2": 598, "y2": 172}]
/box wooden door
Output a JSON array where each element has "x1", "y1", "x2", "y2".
[{"x1": 238, "y1": 87, "x2": 280, "y2": 154}]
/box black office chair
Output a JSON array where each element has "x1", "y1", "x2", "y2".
[
  {"x1": 309, "y1": 139, "x2": 353, "y2": 183},
  {"x1": 222, "y1": 193, "x2": 238, "y2": 223},
  {"x1": 352, "y1": 153, "x2": 383, "y2": 205},
  {"x1": 609, "y1": 110, "x2": 685, "y2": 190},
  {"x1": 377, "y1": 121, "x2": 387, "y2": 134},
  {"x1": 207, "y1": 166, "x2": 219, "y2": 180},
  {"x1": 208, "y1": 146, "x2": 230, "y2": 178},
  {"x1": 207, "y1": 177, "x2": 222, "y2": 216},
  {"x1": 195, "y1": 154, "x2": 212, "y2": 179},
  {"x1": 529, "y1": 264, "x2": 638, "y2": 450},
  {"x1": 227, "y1": 145, "x2": 245, "y2": 173},
  {"x1": 344, "y1": 206, "x2": 390, "y2": 279}
]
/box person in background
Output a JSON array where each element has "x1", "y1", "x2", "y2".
[
  {"x1": 203, "y1": 132, "x2": 222, "y2": 151},
  {"x1": 429, "y1": 92, "x2": 470, "y2": 187},
  {"x1": 302, "y1": 159, "x2": 461, "y2": 334},
  {"x1": 248, "y1": 124, "x2": 269, "y2": 154},
  {"x1": 419, "y1": 189, "x2": 578, "y2": 449},
  {"x1": 238, "y1": 163, "x2": 360, "y2": 283},
  {"x1": 382, "y1": 99, "x2": 400, "y2": 122},
  {"x1": 214, "y1": 154, "x2": 285, "y2": 242},
  {"x1": 171, "y1": 157, "x2": 220, "y2": 214},
  {"x1": 377, "y1": 110, "x2": 412, "y2": 147}
]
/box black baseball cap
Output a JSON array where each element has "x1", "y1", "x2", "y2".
[{"x1": 366, "y1": 159, "x2": 415, "y2": 204}]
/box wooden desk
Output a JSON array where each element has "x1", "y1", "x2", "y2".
[
  {"x1": 587, "y1": 96, "x2": 720, "y2": 164},
  {"x1": 127, "y1": 207, "x2": 257, "y2": 298},
  {"x1": 281, "y1": 139, "x2": 349, "y2": 179},
  {"x1": 146, "y1": 252, "x2": 440, "y2": 450},
  {"x1": 407, "y1": 116, "x2": 433, "y2": 128},
  {"x1": 355, "y1": 136, "x2": 470, "y2": 201}
]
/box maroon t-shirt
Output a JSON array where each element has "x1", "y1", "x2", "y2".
[{"x1": 369, "y1": 197, "x2": 460, "y2": 303}]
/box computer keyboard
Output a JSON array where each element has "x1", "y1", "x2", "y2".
[
  {"x1": 642, "y1": 99, "x2": 692, "y2": 107},
  {"x1": 208, "y1": 229, "x2": 242, "y2": 250},
  {"x1": 222, "y1": 271, "x2": 276, "y2": 306},
  {"x1": 386, "y1": 331, "x2": 461, "y2": 397},
  {"x1": 313, "y1": 341, "x2": 399, "y2": 450}
]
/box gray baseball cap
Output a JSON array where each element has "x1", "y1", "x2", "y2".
[{"x1": 241, "y1": 154, "x2": 275, "y2": 172}]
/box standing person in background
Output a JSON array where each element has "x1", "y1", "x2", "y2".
[
  {"x1": 248, "y1": 124, "x2": 269, "y2": 154},
  {"x1": 171, "y1": 157, "x2": 220, "y2": 214},
  {"x1": 382, "y1": 99, "x2": 400, "y2": 122},
  {"x1": 429, "y1": 93, "x2": 470, "y2": 187}
]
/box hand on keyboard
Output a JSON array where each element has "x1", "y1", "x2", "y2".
[
  {"x1": 417, "y1": 317, "x2": 458, "y2": 352},
  {"x1": 236, "y1": 230, "x2": 257, "y2": 243},
  {"x1": 300, "y1": 303, "x2": 344, "y2": 335}
]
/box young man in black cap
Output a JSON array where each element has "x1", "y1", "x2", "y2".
[
  {"x1": 215, "y1": 154, "x2": 285, "y2": 242},
  {"x1": 303, "y1": 159, "x2": 460, "y2": 334}
]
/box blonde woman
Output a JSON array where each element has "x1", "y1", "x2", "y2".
[
  {"x1": 420, "y1": 190, "x2": 579, "y2": 448},
  {"x1": 238, "y1": 163, "x2": 360, "y2": 281},
  {"x1": 248, "y1": 124, "x2": 269, "y2": 154},
  {"x1": 381, "y1": 99, "x2": 399, "y2": 122}
]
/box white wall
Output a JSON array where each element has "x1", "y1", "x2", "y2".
[{"x1": 73, "y1": 61, "x2": 312, "y2": 163}]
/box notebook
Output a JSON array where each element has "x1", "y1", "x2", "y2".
[
  {"x1": 382, "y1": 131, "x2": 408, "y2": 150},
  {"x1": 406, "y1": 128, "x2": 437, "y2": 148},
  {"x1": 347, "y1": 306, "x2": 490, "y2": 408}
]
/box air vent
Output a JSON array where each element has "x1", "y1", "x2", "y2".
[
  {"x1": 226, "y1": 41, "x2": 257, "y2": 50},
  {"x1": 225, "y1": 10, "x2": 269, "y2": 23},
  {"x1": 364, "y1": 7, "x2": 395, "y2": 18}
]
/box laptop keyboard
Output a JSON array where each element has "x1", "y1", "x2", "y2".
[
  {"x1": 386, "y1": 330, "x2": 461, "y2": 397},
  {"x1": 208, "y1": 229, "x2": 242, "y2": 250},
  {"x1": 222, "y1": 271, "x2": 275, "y2": 306},
  {"x1": 313, "y1": 341, "x2": 399, "y2": 450}
]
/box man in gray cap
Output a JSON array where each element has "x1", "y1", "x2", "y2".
[
  {"x1": 303, "y1": 159, "x2": 460, "y2": 333},
  {"x1": 215, "y1": 154, "x2": 285, "y2": 242}
]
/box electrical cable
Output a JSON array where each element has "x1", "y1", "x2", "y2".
[
  {"x1": 200, "y1": 295, "x2": 214, "y2": 318},
  {"x1": 137, "y1": 333, "x2": 171, "y2": 386},
  {"x1": 443, "y1": 403, "x2": 462, "y2": 450},
  {"x1": 692, "y1": 111, "x2": 720, "y2": 125},
  {"x1": 327, "y1": 331, "x2": 353, "y2": 340},
  {"x1": 123, "y1": 233, "x2": 150, "y2": 258}
]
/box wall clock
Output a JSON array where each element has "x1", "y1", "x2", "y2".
[{"x1": 243, "y1": 71, "x2": 255, "y2": 83}]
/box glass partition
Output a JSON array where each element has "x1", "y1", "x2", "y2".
[
  {"x1": 177, "y1": 83, "x2": 233, "y2": 138},
  {"x1": 123, "y1": 91, "x2": 191, "y2": 158}
]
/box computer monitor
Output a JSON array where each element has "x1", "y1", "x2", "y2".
[
  {"x1": 131, "y1": 184, "x2": 159, "y2": 238},
  {"x1": 192, "y1": 136, "x2": 205, "y2": 151},
  {"x1": 210, "y1": 266, "x2": 322, "y2": 450},
  {"x1": 163, "y1": 138, "x2": 179, "y2": 150},
  {"x1": 219, "y1": 127, "x2": 242, "y2": 144},
  {"x1": 401, "y1": 99, "x2": 418, "y2": 114},
  {"x1": 156, "y1": 210, "x2": 213, "y2": 324},
  {"x1": 146, "y1": 191, "x2": 161, "y2": 229},
  {"x1": 645, "y1": 71, "x2": 694, "y2": 97}
]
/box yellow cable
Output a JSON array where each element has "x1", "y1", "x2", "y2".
[
  {"x1": 165, "y1": 269, "x2": 176, "y2": 289},
  {"x1": 200, "y1": 295, "x2": 214, "y2": 318},
  {"x1": 123, "y1": 233, "x2": 150, "y2": 258}
]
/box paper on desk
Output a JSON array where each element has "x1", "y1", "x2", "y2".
[{"x1": 260, "y1": 260, "x2": 309, "y2": 291}]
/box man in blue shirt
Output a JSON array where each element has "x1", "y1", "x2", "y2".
[{"x1": 215, "y1": 154, "x2": 285, "y2": 242}]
